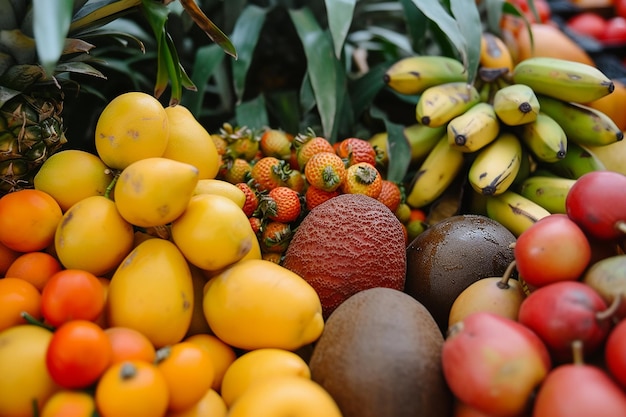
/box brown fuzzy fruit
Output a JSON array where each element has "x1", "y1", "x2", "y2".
[{"x1": 282, "y1": 193, "x2": 406, "y2": 318}]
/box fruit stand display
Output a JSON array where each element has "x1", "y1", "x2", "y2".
[{"x1": 1, "y1": 0, "x2": 626, "y2": 416}]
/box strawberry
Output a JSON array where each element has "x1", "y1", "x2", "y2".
[
  {"x1": 248, "y1": 216, "x2": 262, "y2": 234},
  {"x1": 210, "y1": 134, "x2": 228, "y2": 156},
  {"x1": 340, "y1": 162, "x2": 383, "y2": 198},
  {"x1": 376, "y1": 180, "x2": 403, "y2": 213},
  {"x1": 262, "y1": 251, "x2": 283, "y2": 264},
  {"x1": 258, "y1": 186, "x2": 302, "y2": 223},
  {"x1": 220, "y1": 158, "x2": 252, "y2": 184},
  {"x1": 304, "y1": 151, "x2": 347, "y2": 192},
  {"x1": 260, "y1": 129, "x2": 293, "y2": 160},
  {"x1": 235, "y1": 182, "x2": 259, "y2": 217},
  {"x1": 260, "y1": 221, "x2": 293, "y2": 253},
  {"x1": 220, "y1": 124, "x2": 260, "y2": 161},
  {"x1": 336, "y1": 137, "x2": 378, "y2": 167},
  {"x1": 294, "y1": 133, "x2": 335, "y2": 170},
  {"x1": 305, "y1": 185, "x2": 341, "y2": 211},
  {"x1": 250, "y1": 156, "x2": 290, "y2": 191},
  {"x1": 285, "y1": 169, "x2": 306, "y2": 193}
]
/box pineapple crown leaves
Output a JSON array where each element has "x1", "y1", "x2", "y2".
[{"x1": 24, "y1": 0, "x2": 236, "y2": 106}]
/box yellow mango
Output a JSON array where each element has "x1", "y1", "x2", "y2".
[{"x1": 107, "y1": 238, "x2": 194, "y2": 348}]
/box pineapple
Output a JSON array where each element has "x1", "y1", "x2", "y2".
[{"x1": 0, "y1": 0, "x2": 235, "y2": 196}]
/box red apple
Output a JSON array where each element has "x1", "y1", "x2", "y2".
[
  {"x1": 601, "y1": 16, "x2": 626, "y2": 44},
  {"x1": 517, "y1": 281, "x2": 613, "y2": 363},
  {"x1": 533, "y1": 342, "x2": 626, "y2": 417},
  {"x1": 605, "y1": 319, "x2": 626, "y2": 389},
  {"x1": 566, "y1": 171, "x2": 626, "y2": 240},
  {"x1": 618, "y1": 0, "x2": 626, "y2": 19},
  {"x1": 566, "y1": 12, "x2": 607, "y2": 40},
  {"x1": 514, "y1": 214, "x2": 591, "y2": 287},
  {"x1": 442, "y1": 312, "x2": 551, "y2": 417}
]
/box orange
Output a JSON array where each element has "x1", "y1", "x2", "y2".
[
  {"x1": 95, "y1": 360, "x2": 169, "y2": 417},
  {"x1": 184, "y1": 333, "x2": 237, "y2": 392},
  {"x1": 0, "y1": 189, "x2": 63, "y2": 252},
  {"x1": 156, "y1": 341, "x2": 215, "y2": 412},
  {"x1": 40, "y1": 390, "x2": 96, "y2": 417},
  {"x1": 0, "y1": 277, "x2": 42, "y2": 331},
  {"x1": 0, "y1": 241, "x2": 21, "y2": 276},
  {"x1": 104, "y1": 326, "x2": 157, "y2": 365},
  {"x1": 5, "y1": 251, "x2": 63, "y2": 291}
]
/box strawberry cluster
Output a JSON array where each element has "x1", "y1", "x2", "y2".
[{"x1": 210, "y1": 124, "x2": 416, "y2": 261}]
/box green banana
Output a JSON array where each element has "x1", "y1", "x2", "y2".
[
  {"x1": 512, "y1": 57, "x2": 614, "y2": 103},
  {"x1": 517, "y1": 175, "x2": 577, "y2": 214},
  {"x1": 542, "y1": 140, "x2": 606, "y2": 179},
  {"x1": 404, "y1": 123, "x2": 447, "y2": 163},
  {"x1": 383, "y1": 55, "x2": 468, "y2": 95},
  {"x1": 405, "y1": 133, "x2": 465, "y2": 208},
  {"x1": 536, "y1": 94, "x2": 624, "y2": 147},
  {"x1": 485, "y1": 190, "x2": 551, "y2": 237},
  {"x1": 468, "y1": 132, "x2": 523, "y2": 196},
  {"x1": 493, "y1": 83, "x2": 540, "y2": 126},
  {"x1": 447, "y1": 102, "x2": 500, "y2": 152},
  {"x1": 519, "y1": 112, "x2": 567, "y2": 163},
  {"x1": 416, "y1": 82, "x2": 481, "y2": 127}
]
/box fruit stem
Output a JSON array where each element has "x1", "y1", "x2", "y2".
[
  {"x1": 20, "y1": 312, "x2": 55, "y2": 332},
  {"x1": 104, "y1": 172, "x2": 120, "y2": 200},
  {"x1": 497, "y1": 260, "x2": 517, "y2": 289},
  {"x1": 571, "y1": 340, "x2": 585, "y2": 366},
  {"x1": 596, "y1": 293, "x2": 623, "y2": 322}
]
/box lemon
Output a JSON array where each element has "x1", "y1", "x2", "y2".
[
  {"x1": 55, "y1": 195, "x2": 135, "y2": 276},
  {"x1": 171, "y1": 194, "x2": 253, "y2": 272},
  {"x1": 0, "y1": 325, "x2": 58, "y2": 417},
  {"x1": 193, "y1": 178, "x2": 246, "y2": 208},
  {"x1": 162, "y1": 105, "x2": 221, "y2": 180},
  {"x1": 202, "y1": 259, "x2": 324, "y2": 351},
  {"x1": 34, "y1": 150, "x2": 114, "y2": 212},
  {"x1": 95, "y1": 92, "x2": 169, "y2": 170},
  {"x1": 227, "y1": 376, "x2": 342, "y2": 417},
  {"x1": 114, "y1": 157, "x2": 199, "y2": 228},
  {"x1": 220, "y1": 348, "x2": 311, "y2": 407}
]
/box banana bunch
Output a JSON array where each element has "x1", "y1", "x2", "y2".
[{"x1": 382, "y1": 33, "x2": 624, "y2": 236}]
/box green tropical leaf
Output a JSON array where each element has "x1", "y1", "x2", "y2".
[
  {"x1": 230, "y1": 5, "x2": 269, "y2": 103},
  {"x1": 265, "y1": 90, "x2": 301, "y2": 134},
  {"x1": 349, "y1": 60, "x2": 389, "y2": 120},
  {"x1": 290, "y1": 7, "x2": 343, "y2": 141},
  {"x1": 236, "y1": 94, "x2": 269, "y2": 129},
  {"x1": 371, "y1": 106, "x2": 411, "y2": 184},
  {"x1": 450, "y1": 0, "x2": 481, "y2": 85},
  {"x1": 325, "y1": 0, "x2": 356, "y2": 58},
  {"x1": 182, "y1": 43, "x2": 226, "y2": 116},
  {"x1": 33, "y1": 0, "x2": 74, "y2": 75},
  {"x1": 409, "y1": 0, "x2": 466, "y2": 64},
  {"x1": 398, "y1": 0, "x2": 428, "y2": 53}
]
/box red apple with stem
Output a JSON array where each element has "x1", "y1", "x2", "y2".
[
  {"x1": 532, "y1": 340, "x2": 626, "y2": 417},
  {"x1": 605, "y1": 318, "x2": 626, "y2": 390},
  {"x1": 442, "y1": 312, "x2": 551, "y2": 417},
  {"x1": 517, "y1": 281, "x2": 618, "y2": 363},
  {"x1": 566, "y1": 171, "x2": 626, "y2": 241},
  {"x1": 514, "y1": 214, "x2": 591, "y2": 288}
]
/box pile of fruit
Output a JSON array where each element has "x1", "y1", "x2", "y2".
[{"x1": 1, "y1": 2, "x2": 626, "y2": 415}]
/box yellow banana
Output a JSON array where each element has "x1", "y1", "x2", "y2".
[
  {"x1": 519, "y1": 112, "x2": 567, "y2": 163},
  {"x1": 416, "y1": 82, "x2": 481, "y2": 127},
  {"x1": 367, "y1": 124, "x2": 445, "y2": 166},
  {"x1": 468, "y1": 132, "x2": 523, "y2": 196},
  {"x1": 541, "y1": 140, "x2": 606, "y2": 179},
  {"x1": 479, "y1": 32, "x2": 514, "y2": 73},
  {"x1": 485, "y1": 190, "x2": 551, "y2": 237},
  {"x1": 383, "y1": 55, "x2": 468, "y2": 95},
  {"x1": 405, "y1": 133, "x2": 465, "y2": 208},
  {"x1": 493, "y1": 83, "x2": 540, "y2": 126},
  {"x1": 512, "y1": 57, "x2": 614, "y2": 103},
  {"x1": 536, "y1": 95, "x2": 624, "y2": 147},
  {"x1": 512, "y1": 146, "x2": 533, "y2": 187},
  {"x1": 517, "y1": 175, "x2": 577, "y2": 214},
  {"x1": 447, "y1": 102, "x2": 500, "y2": 152}
]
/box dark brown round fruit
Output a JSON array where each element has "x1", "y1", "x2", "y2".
[
  {"x1": 405, "y1": 214, "x2": 516, "y2": 333},
  {"x1": 309, "y1": 287, "x2": 452, "y2": 417},
  {"x1": 282, "y1": 193, "x2": 406, "y2": 318}
]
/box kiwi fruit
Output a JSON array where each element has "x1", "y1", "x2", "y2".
[
  {"x1": 405, "y1": 214, "x2": 516, "y2": 333},
  {"x1": 309, "y1": 287, "x2": 452, "y2": 417}
]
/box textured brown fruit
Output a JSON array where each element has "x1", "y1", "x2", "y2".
[
  {"x1": 282, "y1": 194, "x2": 406, "y2": 318},
  {"x1": 405, "y1": 214, "x2": 516, "y2": 333},
  {"x1": 309, "y1": 287, "x2": 452, "y2": 417}
]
